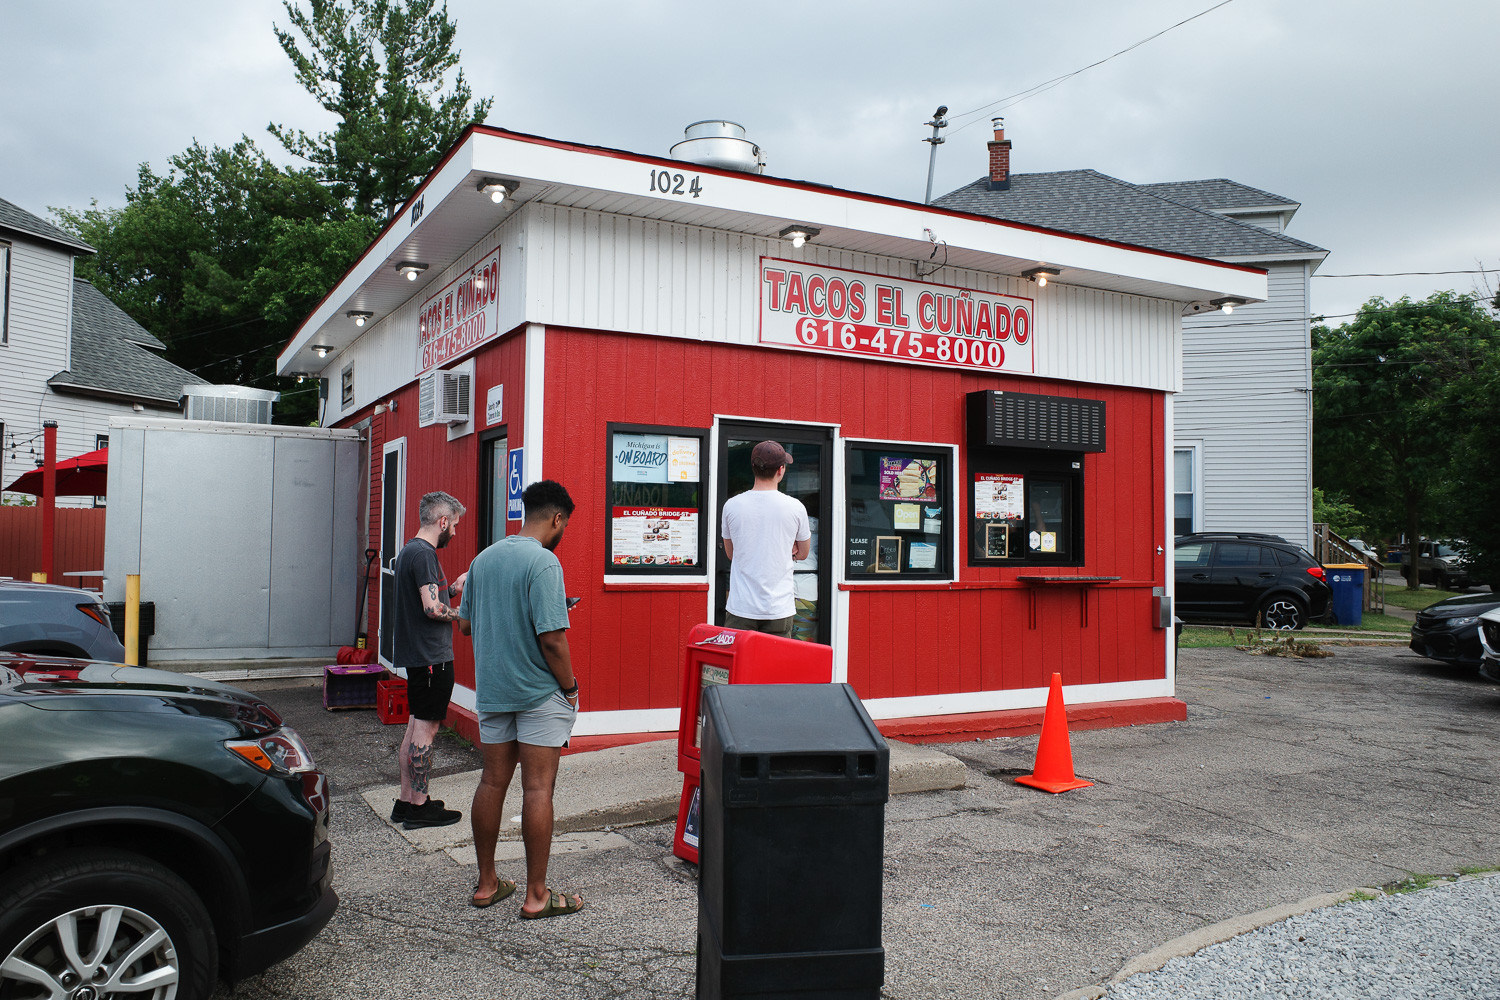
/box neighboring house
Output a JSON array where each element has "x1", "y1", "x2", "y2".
[
  {"x1": 0, "y1": 197, "x2": 206, "y2": 506},
  {"x1": 936, "y1": 127, "x2": 1328, "y2": 547}
]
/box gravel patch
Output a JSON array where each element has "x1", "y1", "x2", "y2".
[{"x1": 1105, "y1": 876, "x2": 1500, "y2": 999}]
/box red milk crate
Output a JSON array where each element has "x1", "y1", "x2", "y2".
[
  {"x1": 322, "y1": 664, "x2": 386, "y2": 710},
  {"x1": 376, "y1": 677, "x2": 410, "y2": 725}
]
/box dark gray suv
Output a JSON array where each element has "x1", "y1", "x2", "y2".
[
  {"x1": 1175, "y1": 532, "x2": 1332, "y2": 630},
  {"x1": 0, "y1": 580, "x2": 126, "y2": 661}
]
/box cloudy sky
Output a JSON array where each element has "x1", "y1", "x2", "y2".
[{"x1": 3, "y1": 0, "x2": 1496, "y2": 320}]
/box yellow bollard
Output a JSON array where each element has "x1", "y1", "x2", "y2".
[
  {"x1": 125, "y1": 574, "x2": 141, "y2": 666},
  {"x1": 31, "y1": 572, "x2": 47, "y2": 583}
]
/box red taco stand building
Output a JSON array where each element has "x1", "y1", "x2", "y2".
[{"x1": 277, "y1": 123, "x2": 1266, "y2": 745}]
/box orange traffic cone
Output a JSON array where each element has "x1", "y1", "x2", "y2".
[{"x1": 1015, "y1": 672, "x2": 1093, "y2": 793}]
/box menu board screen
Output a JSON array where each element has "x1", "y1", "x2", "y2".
[
  {"x1": 607, "y1": 425, "x2": 708, "y2": 574},
  {"x1": 845, "y1": 444, "x2": 952, "y2": 579}
]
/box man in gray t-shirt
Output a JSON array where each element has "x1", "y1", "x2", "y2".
[
  {"x1": 458, "y1": 480, "x2": 584, "y2": 919},
  {"x1": 390, "y1": 491, "x2": 469, "y2": 830}
]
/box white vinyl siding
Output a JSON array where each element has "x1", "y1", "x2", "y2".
[
  {"x1": 1175, "y1": 261, "x2": 1313, "y2": 547},
  {"x1": 332, "y1": 201, "x2": 1186, "y2": 415},
  {"x1": 0, "y1": 237, "x2": 181, "y2": 508},
  {"x1": 0, "y1": 242, "x2": 10, "y2": 344}
]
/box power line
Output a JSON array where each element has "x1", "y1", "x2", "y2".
[{"x1": 948, "y1": 0, "x2": 1237, "y2": 134}]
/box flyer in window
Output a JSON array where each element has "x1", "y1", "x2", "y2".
[
  {"x1": 611, "y1": 507, "x2": 698, "y2": 566},
  {"x1": 974, "y1": 473, "x2": 1024, "y2": 520},
  {"x1": 893, "y1": 503, "x2": 921, "y2": 531},
  {"x1": 667, "y1": 436, "x2": 700, "y2": 482},
  {"x1": 613, "y1": 433, "x2": 669, "y2": 482},
  {"x1": 879, "y1": 457, "x2": 938, "y2": 501},
  {"x1": 908, "y1": 542, "x2": 938, "y2": 570}
]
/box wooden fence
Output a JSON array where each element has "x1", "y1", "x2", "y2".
[{"x1": 0, "y1": 506, "x2": 107, "y2": 587}]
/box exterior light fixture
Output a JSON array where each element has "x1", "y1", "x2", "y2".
[
  {"x1": 311, "y1": 345, "x2": 332, "y2": 358},
  {"x1": 346, "y1": 310, "x2": 373, "y2": 327},
  {"x1": 395, "y1": 261, "x2": 428, "y2": 281},
  {"x1": 779, "y1": 225, "x2": 820, "y2": 249},
  {"x1": 478, "y1": 178, "x2": 519, "y2": 204},
  {"x1": 1022, "y1": 266, "x2": 1061, "y2": 287},
  {"x1": 1211, "y1": 297, "x2": 1247, "y2": 314}
]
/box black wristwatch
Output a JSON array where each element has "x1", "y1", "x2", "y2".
[{"x1": 561, "y1": 683, "x2": 579, "y2": 697}]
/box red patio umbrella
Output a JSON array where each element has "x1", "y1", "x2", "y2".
[{"x1": 4, "y1": 446, "x2": 108, "y2": 496}]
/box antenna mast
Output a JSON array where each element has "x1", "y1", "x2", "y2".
[{"x1": 923, "y1": 105, "x2": 948, "y2": 205}]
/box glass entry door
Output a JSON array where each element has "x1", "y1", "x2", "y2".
[
  {"x1": 378, "y1": 439, "x2": 406, "y2": 666},
  {"x1": 715, "y1": 423, "x2": 833, "y2": 643}
]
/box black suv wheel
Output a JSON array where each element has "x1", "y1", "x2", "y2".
[
  {"x1": 0, "y1": 849, "x2": 217, "y2": 1000},
  {"x1": 1260, "y1": 596, "x2": 1308, "y2": 630}
]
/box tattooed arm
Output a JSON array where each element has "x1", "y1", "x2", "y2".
[{"x1": 420, "y1": 583, "x2": 462, "y2": 622}]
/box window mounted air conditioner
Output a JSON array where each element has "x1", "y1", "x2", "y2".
[{"x1": 418, "y1": 368, "x2": 472, "y2": 426}]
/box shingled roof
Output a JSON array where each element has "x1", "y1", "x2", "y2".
[
  {"x1": 1137, "y1": 178, "x2": 1298, "y2": 212},
  {"x1": 48, "y1": 280, "x2": 206, "y2": 406},
  {"x1": 0, "y1": 197, "x2": 93, "y2": 255},
  {"x1": 934, "y1": 170, "x2": 1325, "y2": 261}
]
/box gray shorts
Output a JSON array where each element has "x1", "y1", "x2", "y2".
[{"x1": 479, "y1": 690, "x2": 577, "y2": 747}]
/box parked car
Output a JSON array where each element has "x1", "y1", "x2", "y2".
[
  {"x1": 1401, "y1": 539, "x2": 1481, "y2": 590},
  {"x1": 1174, "y1": 532, "x2": 1332, "y2": 630},
  {"x1": 1479, "y1": 608, "x2": 1500, "y2": 683},
  {"x1": 0, "y1": 579, "x2": 125, "y2": 661},
  {"x1": 0, "y1": 651, "x2": 336, "y2": 999},
  {"x1": 1409, "y1": 592, "x2": 1500, "y2": 668}
]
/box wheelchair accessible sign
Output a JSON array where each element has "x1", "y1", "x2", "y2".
[{"x1": 507, "y1": 447, "x2": 524, "y2": 521}]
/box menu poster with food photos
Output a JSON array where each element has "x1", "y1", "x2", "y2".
[
  {"x1": 879, "y1": 457, "x2": 938, "y2": 501},
  {"x1": 610, "y1": 507, "x2": 699, "y2": 567},
  {"x1": 973, "y1": 473, "x2": 1024, "y2": 521}
]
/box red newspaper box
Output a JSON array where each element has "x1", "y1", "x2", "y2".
[{"x1": 673, "y1": 623, "x2": 832, "y2": 863}]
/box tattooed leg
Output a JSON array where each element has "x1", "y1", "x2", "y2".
[{"x1": 408, "y1": 741, "x2": 436, "y2": 801}]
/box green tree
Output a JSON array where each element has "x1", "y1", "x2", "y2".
[
  {"x1": 269, "y1": 0, "x2": 492, "y2": 217},
  {"x1": 1313, "y1": 292, "x2": 1500, "y2": 588},
  {"x1": 1311, "y1": 487, "x2": 1369, "y2": 542},
  {"x1": 56, "y1": 140, "x2": 379, "y2": 425}
]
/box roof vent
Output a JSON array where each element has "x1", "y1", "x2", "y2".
[
  {"x1": 181, "y1": 384, "x2": 280, "y2": 424},
  {"x1": 670, "y1": 120, "x2": 765, "y2": 174}
]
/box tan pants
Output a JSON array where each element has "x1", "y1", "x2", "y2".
[{"x1": 724, "y1": 611, "x2": 794, "y2": 638}]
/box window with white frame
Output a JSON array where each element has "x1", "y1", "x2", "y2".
[
  {"x1": 1173, "y1": 446, "x2": 1200, "y2": 536},
  {"x1": 340, "y1": 364, "x2": 354, "y2": 410}
]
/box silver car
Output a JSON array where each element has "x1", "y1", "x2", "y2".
[
  {"x1": 1479, "y1": 608, "x2": 1500, "y2": 683},
  {"x1": 0, "y1": 579, "x2": 126, "y2": 661}
]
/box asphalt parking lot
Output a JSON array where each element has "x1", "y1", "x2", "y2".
[{"x1": 218, "y1": 642, "x2": 1500, "y2": 1000}]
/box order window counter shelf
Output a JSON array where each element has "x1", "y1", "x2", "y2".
[{"x1": 1015, "y1": 575, "x2": 1121, "y2": 628}]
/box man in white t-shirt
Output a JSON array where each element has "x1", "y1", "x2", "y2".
[{"x1": 721, "y1": 441, "x2": 812, "y2": 637}]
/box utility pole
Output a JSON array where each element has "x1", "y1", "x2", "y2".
[{"x1": 923, "y1": 105, "x2": 949, "y2": 205}]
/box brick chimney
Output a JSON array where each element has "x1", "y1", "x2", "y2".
[{"x1": 987, "y1": 118, "x2": 1012, "y2": 191}]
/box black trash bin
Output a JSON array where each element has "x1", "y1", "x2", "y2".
[
  {"x1": 698, "y1": 683, "x2": 889, "y2": 1000},
  {"x1": 106, "y1": 601, "x2": 155, "y2": 667}
]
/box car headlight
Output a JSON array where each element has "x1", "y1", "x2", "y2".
[
  {"x1": 226, "y1": 726, "x2": 317, "y2": 774},
  {"x1": 1447, "y1": 617, "x2": 1479, "y2": 628}
]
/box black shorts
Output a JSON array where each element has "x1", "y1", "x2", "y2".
[{"x1": 404, "y1": 661, "x2": 455, "y2": 721}]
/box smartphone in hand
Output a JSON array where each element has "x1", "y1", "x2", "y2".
[{"x1": 566, "y1": 597, "x2": 582, "y2": 609}]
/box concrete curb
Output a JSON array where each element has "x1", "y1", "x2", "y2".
[{"x1": 1053, "y1": 871, "x2": 1500, "y2": 999}]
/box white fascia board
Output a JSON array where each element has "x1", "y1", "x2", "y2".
[
  {"x1": 277, "y1": 136, "x2": 480, "y2": 374},
  {"x1": 106, "y1": 415, "x2": 361, "y2": 439},
  {"x1": 1216, "y1": 250, "x2": 1329, "y2": 268},
  {"x1": 1217, "y1": 203, "x2": 1301, "y2": 217},
  {"x1": 469, "y1": 133, "x2": 1268, "y2": 305}
]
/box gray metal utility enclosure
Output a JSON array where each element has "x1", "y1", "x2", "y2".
[{"x1": 104, "y1": 417, "x2": 361, "y2": 661}]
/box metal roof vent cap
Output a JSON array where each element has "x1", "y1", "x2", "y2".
[{"x1": 670, "y1": 120, "x2": 765, "y2": 174}]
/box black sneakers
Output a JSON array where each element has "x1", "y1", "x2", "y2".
[
  {"x1": 400, "y1": 799, "x2": 462, "y2": 829},
  {"x1": 391, "y1": 798, "x2": 449, "y2": 823}
]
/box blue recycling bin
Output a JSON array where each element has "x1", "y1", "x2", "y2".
[{"x1": 1326, "y1": 563, "x2": 1365, "y2": 626}]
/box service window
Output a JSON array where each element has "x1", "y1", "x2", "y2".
[
  {"x1": 967, "y1": 450, "x2": 1084, "y2": 567},
  {"x1": 844, "y1": 443, "x2": 953, "y2": 579},
  {"x1": 605, "y1": 423, "x2": 708, "y2": 575}
]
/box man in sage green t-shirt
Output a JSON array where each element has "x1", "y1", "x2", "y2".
[{"x1": 458, "y1": 479, "x2": 584, "y2": 919}]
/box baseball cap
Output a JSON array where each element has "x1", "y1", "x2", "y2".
[{"x1": 750, "y1": 441, "x2": 793, "y2": 471}]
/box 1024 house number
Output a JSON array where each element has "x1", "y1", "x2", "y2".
[{"x1": 649, "y1": 169, "x2": 703, "y2": 198}]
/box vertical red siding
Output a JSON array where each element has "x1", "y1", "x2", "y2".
[{"x1": 540, "y1": 325, "x2": 1167, "y2": 712}]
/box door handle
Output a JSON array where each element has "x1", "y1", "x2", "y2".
[
  {"x1": 1192, "y1": 573, "x2": 1208, "y2": 580},
  {"x1": 1259, "y1": 572, "x2": 1275, "y2": 577}
]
